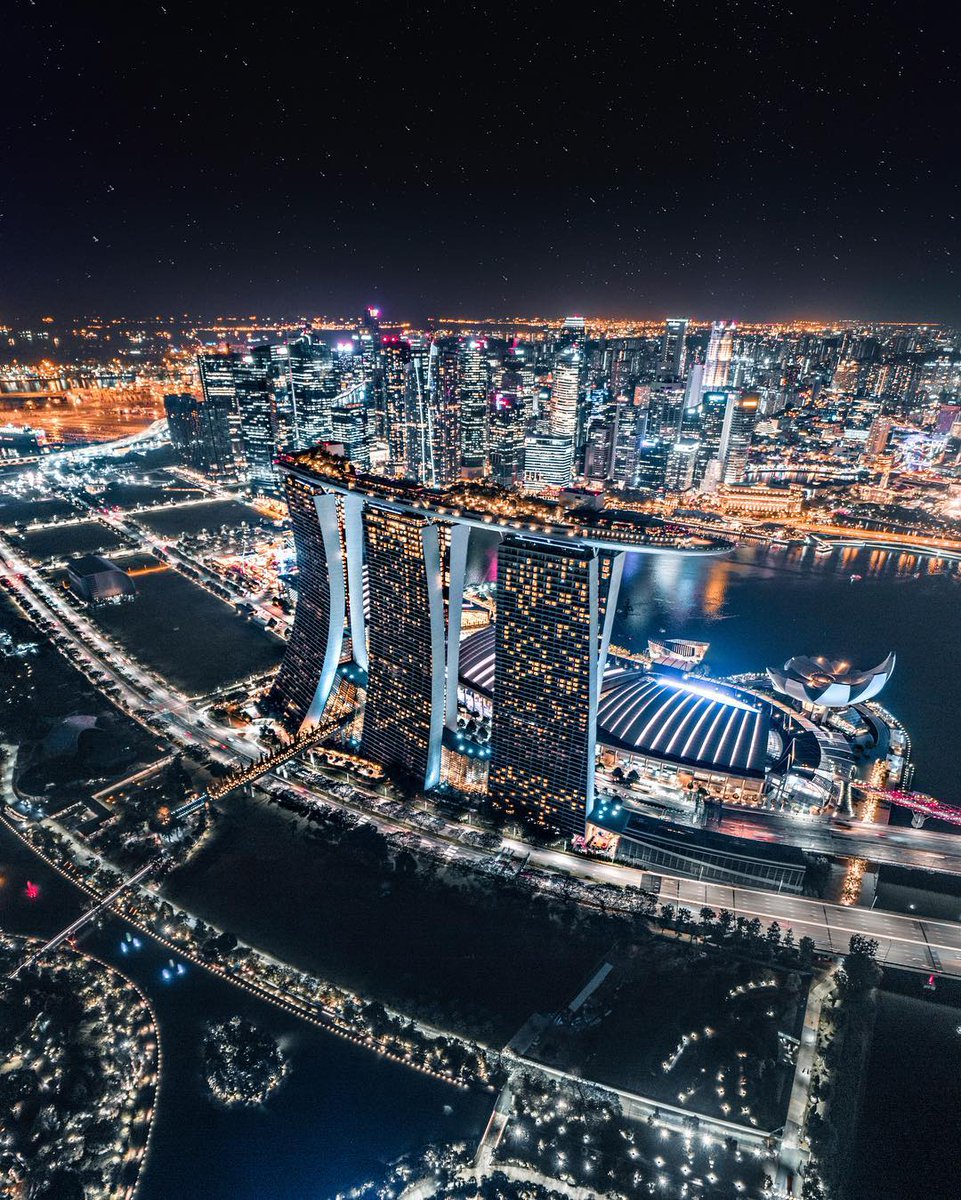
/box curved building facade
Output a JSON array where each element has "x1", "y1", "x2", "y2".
[
  {"x1": 768, "y1": 653, "x2": 895, "y2": 708},
  {"x1": 458, "y1": 624, "x2": 770, "y2": 804},
  {"x1": 270, "y1": 446, "x2": 730, "y2": 833}
]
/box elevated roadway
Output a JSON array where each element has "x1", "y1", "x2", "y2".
[{"x1": 5, "y1": 504, "x2": 961, "y2": 980}]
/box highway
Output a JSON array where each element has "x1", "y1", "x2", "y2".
[
  {"x1": 714, "y1": 807, "x2": 961, "y2": 875},
  {"x1": 5, "y1": 528, "x2": 961, "y2": 980}
]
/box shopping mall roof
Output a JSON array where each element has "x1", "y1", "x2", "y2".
[
  {"x1": 459, "y1": 626, "x2": 770, "y2": 777},
  {"x1": 597, "y1": 672, "x2": 770, "y2": 778}
]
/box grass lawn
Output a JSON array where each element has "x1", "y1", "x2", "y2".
[
  {"x1": 0, "y1": 495, "x2": 79, "y2": 527},
  {"x1": 21, "y1": 520, "x2": 127, "y2": 561},
  {"x1": 529, "y1": 938, "x2": 805, "y2": 1129},
  {"x1": 136, "y1": 500, "x2": 271, "y2": 538},
  {"x1": 86, "y1": 563, "x2": 283, "y2": 694}
]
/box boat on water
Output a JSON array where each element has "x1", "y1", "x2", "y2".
[{"x1": 850, "y1": 573, "x2": 863, "y2": 582}]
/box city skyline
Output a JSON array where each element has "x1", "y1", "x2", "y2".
[{"x1": 5, "y1": 4, "x2": 961, "y2": 1198}]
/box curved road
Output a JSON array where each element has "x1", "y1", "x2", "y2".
[{"x1": 3, "y1": 534, "x2": 961, "y2": 979}]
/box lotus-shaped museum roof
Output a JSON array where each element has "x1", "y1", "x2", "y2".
[{"x1": 767, "y1": 653, "x2": 895, "y2": 708}]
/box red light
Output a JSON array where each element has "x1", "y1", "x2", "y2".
[{"x1": 24, "y1": 881, "x2": 39, "y2": 901}]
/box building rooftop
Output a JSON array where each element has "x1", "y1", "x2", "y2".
[
  {"x1": 459, "y1": 625, "x2": 770, "y2": 777},
  {"x1": 66, "y1": 554, "x2": 127, "y2": 578},
  {"x1": 597, "y1": 671, "x2": 770, "y2": 778},
  {"x1": 277, "y1": 446, "x2": 735, "y2": 555}
]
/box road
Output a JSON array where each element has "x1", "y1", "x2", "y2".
[
  {"x1": 714, "y1": 807, "x2": 961, "y2": 874},
  {"x1": 5, "y1": 528, "x2": 961, "y2": 979}
]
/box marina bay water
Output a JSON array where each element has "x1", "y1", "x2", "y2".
[
  {"x1": 615, "y1": 543, "x2": 961, "y2": 807},
  {"x1": 0, "y1": 822, "x2": 490, "y2": 1200},
  {"x1": 468, "y1": 536, "x2": 961, "y2": 806}
]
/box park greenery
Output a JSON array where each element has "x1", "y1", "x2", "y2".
[
  {"x1": 202, "y1": 1016, "x2": 288, "y2": 1107},
  {"x1": 802, "y1": 935, "x2": 882, "y2": 1200},
  {"x1": 0, "y1": 937, "x2": 156, "y2": 1200}
]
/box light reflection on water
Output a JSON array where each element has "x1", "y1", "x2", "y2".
[{"x1": 467, "y1": 536, "x2": 961, "y2": 805}]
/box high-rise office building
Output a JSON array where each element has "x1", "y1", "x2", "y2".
[
  {"x1": 458, "y1": 339, "x2": 491, "y2": 476},
  {"x1": 646, "y1": 384, "x2": 686, "y2": 441},
  {"x1": 659, "y1": 318, "x2": 689, "y2": 380},
  {"x1": 703, "y1": 321, "x2": 736, "y2": 393},
  {"x1": 286, "y1": 334, "x2": 341, "y2": 446},
  {"x1": 608, "y1": 390, "x2": 648, "y2": 489},
  {"x1": 549, "y1": 351, "x2": 583, "y2": 448},
  {"x1": 523, "y1": 433, "x2": 574, "y2": 489},
  {"x1": 428, "y1": 339, "x2": 462, "y2": 485},
  {"x1": 380, "y1": 337, "x2": 413, "y2": 475},
  {"x1": 718, "y1": 391, "x2": 759, "y2": 482},
  {"x1": 664, "y1": 439, "x2": 700, "y2": 491},
  {"x1": 330, "y1": 383, "x2": 371, "y2": 470},
  {"x1": 164, "y1": 393, "x2": 205, "y2": 472},
  {"x1": 406, "y1": 337, "x2": 435, "y2": 484},
  {"x1": 196, "y1": 353, "x2": 248, "y2": 481},
  {"x1": 489, "y1": 394, "x2": 526, "y2": 487},
  {"x1": 225, "y1": 343, "x2": 301, "y2": 493},
  {"x1": 696, "y1": 388, "x2": 738, "y2": 483},
  {"x1": 634, "y1": 437, "x2": 671, "y2": 491}
]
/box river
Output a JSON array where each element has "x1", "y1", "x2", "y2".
[
  {"x1": 468, "y1": 537, "x2": 961, "y2": 806},
  {"x1": 0, "y1": 823, "x2": 490, "y2": 1200}
]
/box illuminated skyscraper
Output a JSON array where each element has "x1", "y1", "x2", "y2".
[
  {"x1": 549, "y1": 351, "x2": 582, "y2": 448},
  {"x1": 608, "y1": 390, "x2": 648, "y2": 488},
  {"x1": 285, "y1": 333, "x2": 341, "y2": 446},
  {"x1": 380, "y1": 337, "x2": 413, "y2": 474},
  {"x1": 428, "y1": 339, "x2": 462, "y2": 485},
  {"x1": 458, "y1": 339, "x2": 491, "y2": 476},
  {"x1": 164, "y1": 393, "x2": 205, "y2": 471},
  {"x1": 266, "y1": 472, "x2": 353, "y2": 728},
  {"x1": 659, "y1": 317, "x2": 689, "y2": 380},
  {"x1": 489, "y1": 393, "x2": 526, "y2": 487},
  {"x1": 360, "y1": 506, "x2": 467, "y2": 789},
  {"x1": 196, "y1": 353, "x2": 247, "y2": 481},
  {"x1": 269, "y1": 450, "x2": 712, "y2": 825},
  {"x1": 718, "y1": 391, "x2": 759, "y2": 482},
  {"x1": 330, "y1": 382, "x2": 371, "y2": 469},
  {"x1": 406, "y1": 337, "x2": 434, "y2": 484},
  {"x1": 228, "y1": 350, "x2": 278, "y2": 492},
  {"x1": 696, "y1": 387, "x2": 738, "y2": 483},
  {"x1": 523, "y1": 433, "x2": 574, "y2": 489},
  {"x1": 703, "y1": 321, "x2": 736, "y2": 393},
  {"x1": 489, "y1": 538, "x2": 623, "y2": 838},
  {"x1": 664, "y1": 439, "x2": 700, "y2": 491}
]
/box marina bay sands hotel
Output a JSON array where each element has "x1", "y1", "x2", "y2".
[{"x1": 268, "y1": 447, "x2": 729, "y2": 837}]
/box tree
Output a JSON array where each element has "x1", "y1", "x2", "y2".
[
  {"x1": 840, "y1": 934, "x2": 881, "y2": 995},
  {"x1": 765, "y1": 921, "x2": 782, "y2": 952},
  {"x1": 798, "y1": 936, "x2": 816, "y2": 968}
]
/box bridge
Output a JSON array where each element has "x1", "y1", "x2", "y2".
[
  {"x1": 204, "y1": 711, "x2": 352, "y2": 803},
  {"x1": 853, "y1": 782, "x2": 961, "y2": 828},
  {"x1": 8, "y1": 860, "x2": 157, "y2": 978}
]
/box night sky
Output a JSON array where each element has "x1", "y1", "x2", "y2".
[{"x1": 3, "y1": 1, "x2": 960, "y2": 321}]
